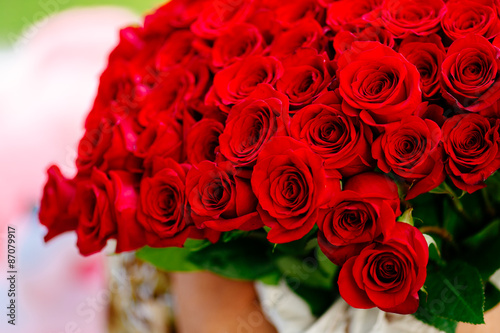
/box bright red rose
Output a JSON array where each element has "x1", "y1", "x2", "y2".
[
  {"x1": 442, "y1": 114, "x2": 500, "y2": 193},
  {"x1": 290, "y1": 104, "x2": 374, "y2": 178},
  {"x1": 144, "y1": 0, "x2": 210, "y2": 33},
  {"x1": 442, "y1": 0, "x2": 500, "y2": 41},
  {"x1": 251, "y1": 136, "x2": 341, "y2": 243},
  {"x1": 338, "y1": 42, "x2": 422, "y2": 124},
  {"x1": 191, "y1": 0, "x2": 254, "y2": 39},
  {"x1": 342, "y1": 172, "x2": 401, "y2": 216},
  {"x1": 333, "y1": 24, "x2": 395, "y2": 55},
  {"x1": 276, "y1": 49, "x2": 335, "y2": 112},
  {"x1": 74, "y1": 169, "x2": 118, "y2": 256},
  {"x1": 339, "y1": 222, "x2": 428, "y2": 314},
  {"x1": 137, "y1": 158, "x2": 215, "y2": 247},
  {"x1": 318, "y1": 172, "x2": 399, "y2": 265},
  {"x1": 186, "y1": 161, "x2": 262, "y2": 231},
  {"x1": 155, "y1": 30, "x2": 200, "y2": 70},
  {"x1": 219, "y1": 84, "x2": 290, "y2": 167},
  {"x1": 399, "y1": 35, "x2": 446, "y2": 100},
  {"x1": 441, "y1": 34, "x2": 500, "y2": 113},
  {"x1": 372, "y1": 116, "x2": 445, "y2": 200},
  {"x1": 136, "y1": 119, "x2": 183, "y2": 166},
  {"x1": 377, "y1": 0, "x2": 446, "y2": 38},
  {"x1": 326, "y1": 0, "x2": 382, "y2": 31},
  {"x1": 268, "y1": 0, "x2": 325, "y2": 27},
  {"x1": 39, "y1": 166, "x2": 78, "y2": 242},
  {"x1": 270, "y1": 18, "x2": 327, "y2": 59},
  {"x1": 207, "y1": 56, "x2": 284, "y2": 111},
  {"x1": 212, "y1": 23, "x2": 265, "y2": 68},
  {"x1": 186, "y1": 118, "x2": 224, "y2": 165}
]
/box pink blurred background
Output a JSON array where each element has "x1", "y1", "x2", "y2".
[{"x1": 0, "y1": 7, "x2": 139, "y2": 332}]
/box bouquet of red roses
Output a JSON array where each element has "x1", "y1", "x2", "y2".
[{"x1": 40, "y1": 0, "x2": 500, "y2": 331}]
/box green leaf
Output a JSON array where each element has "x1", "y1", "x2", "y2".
[
  {"x1": 136, "y1": 246, "x2": 201, "y2": 272},
  {"x1": 414, "y1": 291, "x2": 458, "y2": 333},
  {"x1": 275, "y1": 249, "x2": 337, "y2": 290},
  {"x1": 420, "y1": 261, "x2": 484, "y2": 324},
  {"x1": 463, "y1": 219, "x2": 500, "y2": 250},
  {"x1": 284, "y1": 277, "x2": 335, "y2": 317},
  {"x1": 187, "y1": 237, "x2": 280, "y2": 282},
  {"x1": 484, "y1": 282, "x2": 500, "y2": 313}
]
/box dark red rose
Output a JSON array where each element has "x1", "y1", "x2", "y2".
[
  {"x1": 342, "y1": 172, "x2": 401, "y2": 216},
  {"x1": 442, "y1": 114, "x2": 500, "y2": 193},
  {"x1": 338, "y1": 222, "x2": 428, "y2": 314},
  {"x1": 270, "y1": 18, "x2": 327, "y2": 59},
  {"x1": 338, "y1": 42, "x2": 422, "y2": 124},
  {"x1": 207, "y1": 56, "x2": 284, "y2": 111},
  {"x1": 326, "y1": 0, "x2": 382, "y2": 31},
  {"x1": 219, "y1": 84, "x2": 290, "y2": 167},
  {"x1": 186, "y1": 161, "x2": 262, "y2": 231},
  {"x1": 74, "y1": 168, "x2": 118, "y2": 256},
  {"x1": 376, "y1": 0, "x2": 446, "y2": 38},
  {"x1": 290, "y1": 104, "x2": 374, "y2": 177},
  {"x1": 441, "y1": 34, "x2": 500, "y2": 112},
  {"x1": 212, "y1": 23, "x2": 265, "y2": 68},
  {"x1": 333, "y1": 24, "x2": 395, "y2": 55},
  {"x1": 191, "y1": 0, "x2": 254, "y2": 39},
  {"x1": 442, "y1": 0, "x2": 500, "y2": 41},
  {"x1": 372, "y1": 116, "x2": 445, "y2": 200},
  {"x1": 318, "y1": 172, "x2": 399, "y2": 265},
  {"x1": 399, "y1": 35, "x2": 446, "y2": 100},
  {"x1": 137, "y1": 158, "x2": 214, "y2": 247},
  {"x1": 186, "y1": 118, "x2": 224, "y2": 165},
  {"x1": 251, "y1": 136, "x2": 341, "y2": 243},
  {"x1": 276, "y1": 49, "x2": 336, "y2": 112},
  {"x1": 39, "y1": 166, "x2": 78, "y2": 242},
  {"x1": 136, "y1": 118, "x2": 183, "y2": 165}
]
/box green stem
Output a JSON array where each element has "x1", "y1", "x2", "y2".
[
  {"x1": 442, "y1": 182, "x2": 473, "y2": 223},
  {"x1": 482, "y1": 187, "x2": 496, "y2": 217}
]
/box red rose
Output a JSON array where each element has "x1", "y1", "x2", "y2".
[
  {"x1": 442, "y1": 0, "x2": 500, "y2": 41},
  {"x1": 207, "y1": 56, "x2": 283, "y2": 111},
  {"x1": 219, "y1": 84, "x2": 290, "y2": 167},
  {"x1": 326, "y1": 0, "x2": 382, "y2": 31},
  {"x1": 155, "y1": 30, "x2": 200, "y2": 70},
  {"x1": 212, "y1": 23, "x2": 265, "y2": 68},
  {"x1": 144, "y1": 0, "x2": 210, "y2": 33},
  {"x1": 186, "y1": 161, "x2": 262, "y2": 231},
  {"x1": 338, "y1": 222, "x2": 428, "y2": 314},
  {"x1": 191, "y1": 0, "x2": 254, "y2": 39},
  {"x1": 399, "y1": 35, "x2": 446, "y2": 100},
  {"x1": 276, "y1": 49, "x2": 336, "y2": 112},
  {"x1": 74, "y1": 169, "x2": 118, "y2": 256},
  {"x1": 373, "y1": 116, "x2": 445, "y2": 200},
  {"x1": 441, "y1": 34, "x2": 500, "y2": 112},
  {"x1": 377, "y1": 0, "x2": 446, "y2": 38},
  {"x1": 333, "y1": 24, "x2": 395, "y2": 55},
  {"x1": 138, "y1": 67, "x2": 194, "y2": 125},
  {"x1": 338, "y1": 42, "x2": 422, "y2": 124},
  {"x1": 442, "y1": 114, "x2": 500, "y2": 193},
  {"x1": 270, "y1": 18, "x2": 327, "y2": 59},
  {"x1": 137, "y1": 158, "x2": 214, "y2": 247},
  {"x1": 39, "y1": 166, "x2": 78, "y2": 242},
  {"x1": 251, "y1": 136, "x2": 341, "y2": 243},
  {"x1": 290, "y1": 103, "x2": 374, "y2": 177},
  {"x1": 269, "y1": 0, "x2": 324, "y2": 27},
  {"x1": 186, "y1": 118, "x2": 224, "y2": 165},
  {"x1": 318, "y1": 172, "x2": 399, "y2": 265},
  {"x1": 136, "y1": 119, "x2": 183, "y2": 166},
  {"x1": 341, "y1": 172, "x2": 401, "y2": 215}
]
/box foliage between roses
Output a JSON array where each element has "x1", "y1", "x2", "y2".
[{"x1": 38, "y1": 0, "x2": 500, "y2": 330}]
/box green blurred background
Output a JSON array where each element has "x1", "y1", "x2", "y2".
[{"x1": 0, "y1": 0, "x2": 165, "y2": 46}]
